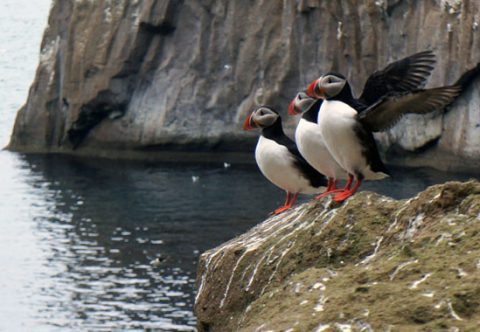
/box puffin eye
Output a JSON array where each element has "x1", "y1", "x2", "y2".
[
  {"x1": 297, "y1": 95, "x2": 302, "y2": 100},
  {"x1": 327, "y1": 77, "x2": 333, "y2": 83}
]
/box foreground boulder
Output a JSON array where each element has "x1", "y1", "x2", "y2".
[{"x1": 195, "y1": 181, "x2": 480, "y2": 331}]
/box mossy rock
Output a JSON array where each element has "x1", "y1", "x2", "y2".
[{"x1": 195, "y1": 181, "x2": 480, "y2": 331}]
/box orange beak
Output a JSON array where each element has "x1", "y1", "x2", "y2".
[
  {"x1": 306, "y1": 79, "x2": 324, "y2": 99},
  {"x1": 243, "y1": 114, "x2": 254, "y2": 130},
  {"x1": 306, "y1": 80, "x2": 317, "y2": 98},
  {"x1": 288, "y1": 99, "x2": 297, "y2": 116}
]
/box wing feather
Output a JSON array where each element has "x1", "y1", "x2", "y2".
[
  {"x1": 359, "y1": 86, "x2": 461, "y2": 132},
  {"x1": 359, "y1": 50, "x2": 436, "y2": 105}
]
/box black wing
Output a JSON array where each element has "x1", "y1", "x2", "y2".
[
  {"x1": 353, "y1": 122, "x2": 390, "y2": 176},
  {"x1": 444, "y1": 62, "x2": 480, "y2": 114},
  {"x1": 275, "y1": 135, "x2": 328, "y2": 188},
  {"x1": 358, "y1": 86, "x2": 461, "y2": 132},
  {"x1": 454, "y1": 62, "x2": 480, "y2": 89},
  {"x1": 359, "y1": 50, "x2": 436, "y2": 105},
  {"x1": 292, "y1": 155, "x2": 329, "y2": 189}
]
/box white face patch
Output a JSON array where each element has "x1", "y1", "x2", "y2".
[
  {"x1": 296, "y1": 97, "x2": 316, "y2": 113},
  {"x1": 320, "y1": 75, "x2": 347, "y2": 98},
  {"x1": 252, "y1": 107, "x2": 279, "y2": 127}
]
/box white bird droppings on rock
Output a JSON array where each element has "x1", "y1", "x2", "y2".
[
  {"x1": 358, "y1": 236, "x2": 383, "y2": 265},
  {"x1": 312, "y1": 282, "x2": 326, "y2": 291},
  {"x1": 409, "y1": 273, "x2": 432, "y2": 289},
  {"x1": 457, "y1": 268, "x2": 468, "y2": 277},
  {"x1": 334, "y1": 323, "x2": 353, "y2": 332},
  {"x1": 390, "y1": 259, "x2": 418, "y2": 281},
  {"x1": 448, "y1": 300, "x2": 463, "y2": 321},
  {"x1": 314, "y1": 324, "x2": 331, "y2": 332},
  {"x1": 422, "y1": 291, "x2": 435, "y2": 298},
  {"x1": 314, "y1": 295, "x2": 327, "y2": 312}
]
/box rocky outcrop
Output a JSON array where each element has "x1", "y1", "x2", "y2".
[
  {"x1": 8, "y1": 0, "x2": 480, "y2": 169},
  {"x1": 194, "y1": 181, "x2": 480, "y2": 331}
]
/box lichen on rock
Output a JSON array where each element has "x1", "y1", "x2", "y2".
[{"x1": 195, "y1": 181, "x2": 480, "y2": 331}]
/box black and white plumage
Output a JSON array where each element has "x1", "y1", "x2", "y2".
[
  {"x1": 289, "y1": 51, "x2": 439, "y2": 198},
  {"x1": 243, "y1": 106, "x2": 327, "y2": 214},
  {"x1": 307, "y1": 51, "x2": 437, "y2": 113},
  {"x1": 288, "y1": 93, "x2": 346, "y2": 197},
  {"x1": 306, "y1": 70, "x2": 462, "y2": 202}
]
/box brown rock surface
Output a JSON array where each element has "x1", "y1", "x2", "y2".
[
  {"x1": 8, "y1": 0, "x2": 480, "y2": 170},
  {"x1": 194, "y1": 180, "x2": 480, "y2": 331}
]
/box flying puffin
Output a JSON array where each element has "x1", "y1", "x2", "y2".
[
  {"x1": 288, "y1": 92, "x2": 346, "y2": 198},
  {"x1": 306, "y1": 72, "x2": 461, "y2": 202},
  {"x1": 289, "y1": 50, "x2": 438, "y2": 198},
  {"x1": 243, "y1": 106, "x2": 328, "y2": 214}
]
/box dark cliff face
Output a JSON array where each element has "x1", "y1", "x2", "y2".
[{"x1": 8, "y1": 0, "x2": 480, "y2": 169}]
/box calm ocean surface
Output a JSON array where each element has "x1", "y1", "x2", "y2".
[{"x1": 0, "y1": 1, "x2": 476, "y2": 331}]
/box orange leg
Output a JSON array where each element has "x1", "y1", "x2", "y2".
[
  {"x1": 333, "y1": 177, "x2": 362, "y2": 202},
  {"x1": 343, "y1": 175, "x2": 353, "y2": 191},
  {"x1": 272, "y1": 192, "x2": 298, "y2": 215},
  {"x1": 315, "y1": 178, "x2": 339, "y2": 199}
]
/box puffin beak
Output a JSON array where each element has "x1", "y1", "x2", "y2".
[
  {"x1": 288, "y1": 100, "x2": 298, "y2": 116},
  {"x1": 306, "y1": 79, "x2": 324, "y2": 99},
  {"x1": 242, "y1": 114, "x2": 254, "y2": 130}
]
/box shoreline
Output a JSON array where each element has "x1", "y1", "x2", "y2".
[{"x1": 3, "y1": 144, "x2": 480, "y2": 175}]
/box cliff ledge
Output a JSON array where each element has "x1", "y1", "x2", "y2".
[{"x1": 195, "y1": 181, "x2": 480, "y2": 331}]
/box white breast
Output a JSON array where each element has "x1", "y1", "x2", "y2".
[
  {"x1": 255, "y1": 136, "x2": 323, "y2": 195},
  {"x1": 295, "y1": 118, "x2": 346, "y2": 180},
  {"x1": 317, "y1": 100, "x2": 387, "y2": 180}
]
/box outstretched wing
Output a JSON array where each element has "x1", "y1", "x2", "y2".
[
  {"x1": 443, "y1": 62, "x2": 480, "y2": 114},
  {"x1": 359, "y1": 86, "x2": 461, "y2": 132},
  {"x1": 454, "y1": 62, "x2": 480, "y2": 89},
  {"x1": 359, "y1": 50, "x2": 436, "y2": 105}
]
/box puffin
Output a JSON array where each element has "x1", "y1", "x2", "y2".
[
  {"x1": 289, "y1": 50, "x2": 438, "y2": 198},
  {"x1": 243, "y1": 106, "x2": 328, "y2": 214},
  {"x1": 306, "y1": 72, "x2": 461, "y2": 202},
  {"x1": 288, "y1": 92, "x2": 346, "y2": 198}
]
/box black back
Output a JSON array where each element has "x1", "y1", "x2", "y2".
[
  {"x1": 262, "y1": 118, "x2": 328, "y2": 188},
  {"x1": 301, "y1": 99, "x2": 322, "y2": 123},
  {"x1": 326, "y1": 80, "x2": 368, "y2": 112}
]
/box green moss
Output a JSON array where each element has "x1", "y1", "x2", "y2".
[{"x1": 195, "y1": 181, "x2": 480, "y2": 331}]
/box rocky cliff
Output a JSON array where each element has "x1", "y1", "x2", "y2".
[
  {"x1": 8, "y1": 0, "x2": 480, "y2": 169},
  {"x1": 194, "y1": 180, "x2": 480, "y2": 331}
]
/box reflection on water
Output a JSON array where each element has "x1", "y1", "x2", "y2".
[
  {"x1": 0, "y1": 151, "x2": 477, "y2": 330},
  {"x1": 0, "y1": 151, "x2": 281, "y2": 330}
]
